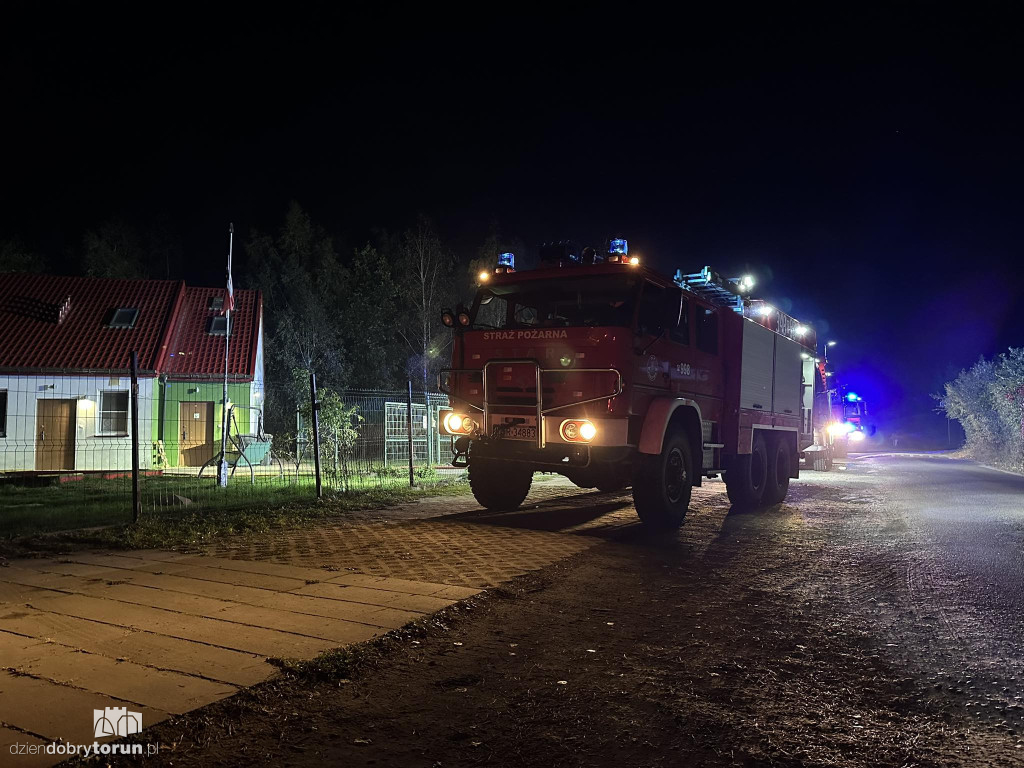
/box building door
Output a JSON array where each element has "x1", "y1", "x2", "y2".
[
  {"x1": 179, "y1": 402, "x2": 214, "y2": 467},
  {"x1": 36, "y1": 400, "x2": 76, "y2": 471}
]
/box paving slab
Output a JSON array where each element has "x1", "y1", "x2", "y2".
[
  {"x1": 325, "y1": 571, "x2": 482, "y2": 598},
  {"x1": 0, "y1": 725, "x2": 52, "y2": 768},
  {"x1": 169, "y1": 554, "x2": 345, "y2": 582},
  {"x1": 293, "y1": 582, "x2": 458, "y2": 612},
  {"x1": 13, "y1": 647, "x2": 236, "y2": 714},
  {"x1": 84, "y1": 631, "x2": 273, "y2": 687},
  {"x1": 0, "y1": 670, "x2": 169, "y2": 744},
  {"x1": 1, "y1": 612, "x2": 273, "y2": 686},
  {"x1": 212, "y1": 604, "x2": 386, "y2": 642},
  {"x1": 25, "y1": 592, "x2": 336, "y2": 658},
  {"x1": 0, "y1": 609, "x2": 135, "y2": 647},
  {"x1": 54, "y1": 568, "x2": 420, "y2": 620},
  {"x1": 0, "y1": 581, "x2": 56, "y2": 604}
]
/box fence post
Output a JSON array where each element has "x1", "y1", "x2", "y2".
[
  {"x1": 407, "y1": 380, "x2": 414, "y2": 487},
  {"x1": 310, "y1": 372, "x2": 322, "y2": 499},
  {"x1": 129, "y1": 351, "x2": 141, "y2": 523}
]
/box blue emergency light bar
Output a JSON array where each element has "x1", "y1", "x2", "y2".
[
  {"x1": 498, "y1": 252, "x2": 515, "y2": 269},
  {"x1": 609, "y1": 238, "x2": 628, "y2": 255}
]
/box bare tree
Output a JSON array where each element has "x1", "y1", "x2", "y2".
[{"x1": 397, "y1": 217, "x2": 455, "y2": 391}]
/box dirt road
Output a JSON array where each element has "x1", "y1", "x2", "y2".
[{"x1": 90, "y1": 456, "x2": 1023, "y2": 767}]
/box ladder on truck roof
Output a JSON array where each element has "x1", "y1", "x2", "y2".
[{"x1": 673, "y1": 266, "x2": 745, "y2": 313}]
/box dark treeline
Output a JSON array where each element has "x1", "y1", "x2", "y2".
[{"x1": 0, "y1": 203, "x2": 523, "y2": 408}]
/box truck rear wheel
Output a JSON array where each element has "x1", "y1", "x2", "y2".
[
  {"x1": 725, "y1": 432, "x2": 768, "y2": 510},
  {"x1": 764, "y1": 436, "x2": 792, "y2": 505},
  {"x1": 468, "y1": 458, "x2": 532, "y2": 511},
  {"x1": 633, "y1": 431, "x2": 692, "y2": 529}
]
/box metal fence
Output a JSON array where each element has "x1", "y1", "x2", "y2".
[{"x1": 0, "y1": 367, "x2": 460, "y2": 536}]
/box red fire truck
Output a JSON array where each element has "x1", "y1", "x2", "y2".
[{"x1": 438, "y1": 241, "x2": 819, "y2": 528}]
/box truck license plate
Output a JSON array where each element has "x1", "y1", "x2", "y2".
[{"x1": 503, "y1": 425, "x2": 537, "y2": 441}]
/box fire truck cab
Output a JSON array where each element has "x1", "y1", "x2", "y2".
[{"x1": 439, "y1": 241, "x2": 818, "y2": 528}]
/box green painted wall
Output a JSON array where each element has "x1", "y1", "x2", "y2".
[{"x1": 151, "y1": 380, "x2": 254, "y2": 467}]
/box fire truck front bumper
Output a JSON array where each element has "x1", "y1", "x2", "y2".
[
  {"x1": 444, "y1": 416, "x2": 633, "y2": 469},
  {"x1": 441, "y1": 412, "x2": 630, "y2": 448}
]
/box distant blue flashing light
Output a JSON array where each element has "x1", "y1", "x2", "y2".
[
  {"x1": 498, "y1": 252, "x2": 515, "y2": 269},
  {"x1": 846, "y1": 392, "x2": 862, "y2": 402},
  {"x1": 609, "y1": 238, "x2": 628, "y2": 255}
]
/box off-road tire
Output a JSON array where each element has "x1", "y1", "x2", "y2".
[
  {"x1": 468, "y1": 458, "x2": 532, "y2": 511},
  {"x1": 725, "y1": 431, "x2": 768, "y2": 510},
  {"x1": 633, "y1": 430, "x2": 692, "y2": 529},
  {"x1": 764, "y1": 435, "x2": 792, "y2": 505}
]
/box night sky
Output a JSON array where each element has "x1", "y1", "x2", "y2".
[{"x1": 3, "y1": 5, "x2": 1020, "y2": 440}]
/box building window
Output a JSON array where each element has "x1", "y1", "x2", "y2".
[
  {"x1": 207, "y1": 316, "x2": 228, "y2": 335},
  {"x1": 0, "y1": 390, "x2": 7, "y2": 437},
  {"x1": 696, "y1": 307, "x2": 718, "y2": 355},
  {"x1": 208, "y1": 296, "x2": 224, "y2": 311},
  {"x1": 108, "y1": 308, "x2": 139, "y2": 328},
  {"x1": 99, "y1": 391, "x2": 129, "y2": 435}
]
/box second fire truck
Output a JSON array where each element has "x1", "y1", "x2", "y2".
[{"x1": 439, "y1": 240, "x2": 819, "y2": 529}]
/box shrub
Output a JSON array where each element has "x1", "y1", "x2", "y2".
[{"x1": 941, "y1": 348, "x2": 1024, "y2": 469}]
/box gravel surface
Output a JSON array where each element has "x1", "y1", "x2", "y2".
[{"x1": 89, "y1": 456, "x2": 1024, "y2": 767}]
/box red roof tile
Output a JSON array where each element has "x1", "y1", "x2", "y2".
[
  {"x1": 160, "y1": 286, "x2": 262, "y2": 380},
  {"x1": 0, "y1": 274, "x2": 183, "y2": 374}
]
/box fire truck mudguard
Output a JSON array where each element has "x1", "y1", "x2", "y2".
[{"x1": 638, "y1": 397, "x2": 704, "y2": 476}]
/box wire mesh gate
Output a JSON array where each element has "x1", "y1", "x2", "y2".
[{"x1": 383, "y1": 394, "x2": 452, "y2": 466}]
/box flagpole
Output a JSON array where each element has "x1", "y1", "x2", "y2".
[{"x1": 218, "y1": 223, "x2": 234, "y2": 488}]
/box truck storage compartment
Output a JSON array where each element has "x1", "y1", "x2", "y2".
[
  {"x1": 772, "y1": 335, "x2": 802, "y2": 416},
  {"x1": 739, "y1": 320, "x2": 774, "y2": 411}
]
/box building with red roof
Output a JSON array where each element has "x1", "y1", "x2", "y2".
[{"x1": 0, "y1": 274, "x2": 264, "y2": 472}]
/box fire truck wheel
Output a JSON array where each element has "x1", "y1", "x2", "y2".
[
  {"x1": 725, "y1": 433, "x2": 768, "y2": 510},
  {"x1": 468, "y1": 459, "x2": 532, "y2": 511},
  {"x1": 764, "y1": 437, "x2": 792, "y2": 505},
  {"x1": 633, "y1": 431, "x2": 692, "y2": 529}
]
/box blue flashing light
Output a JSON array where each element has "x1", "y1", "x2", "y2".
[
  {"x1": 498, "y1": 252, "x2": 515, "y2": 269},
  {"x1": 846, "y1": 392, "x2": 859, "y2": 402},
  {"x1": 609, "y1": 238, "x2": 628, "y2": 255}
]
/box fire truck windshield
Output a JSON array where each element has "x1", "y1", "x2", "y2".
[{"x1": 471, "y1": 274, "x2": 641, "y2": 330}]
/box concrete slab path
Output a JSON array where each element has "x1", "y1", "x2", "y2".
[{"x1": 0, "y1": 550, "x2": 479, "y2": 766}]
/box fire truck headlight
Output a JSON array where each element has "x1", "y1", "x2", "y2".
[
  {"x1": 457, "y1": 310, "x2": 471, "y2": 327},
  {"x1": 849, "y1": 430, "x2": 866, "y2": 442},
  {"x1": 559, "y1": 419, "x2": 596, "y2": 443},
  {"x1": 628, "y1": 256, "x2": 640, "y2": 266},
  {"x1": 827, "y1": 422, "x2": 855, "y2": 437},
  {"x1": 441, "y1": 310, "x2": 455, "y2": 328},
  {"x1": 478, "y1": 271, "x2": 490, "y2": 283},
  {"x1": 443, "y1": 411, "x2": 474, "y2": 435}
]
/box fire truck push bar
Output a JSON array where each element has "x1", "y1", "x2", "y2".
[{"x1": 439, "y1": 361, "x2": 624, "y2": 449}]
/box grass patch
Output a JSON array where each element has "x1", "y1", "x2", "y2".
[{"x1": 0, "y1": 474, "x2": 471, "y2": 556}]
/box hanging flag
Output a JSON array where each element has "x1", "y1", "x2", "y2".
[{"x1": 225, "y1": 223, "x2": 235, "y2": 314}]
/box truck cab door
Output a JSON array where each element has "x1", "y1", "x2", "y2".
[{"x1": 634, "y1": 281, "x2": 674, "y2": 391}]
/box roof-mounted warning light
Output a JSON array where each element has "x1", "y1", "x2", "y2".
[
  {"x1": 494, "y1": 252, "x2": 515, "y2": 274},
  {"x1": 607, "y1": 238, "x2": 628, "y2": 263}
]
